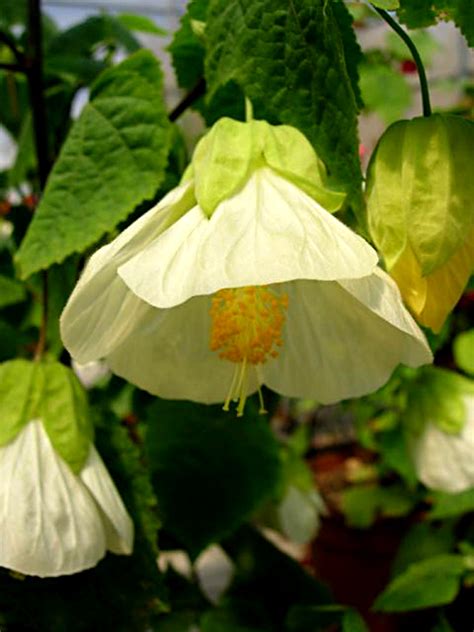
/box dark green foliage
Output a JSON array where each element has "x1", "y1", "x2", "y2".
[
  {"x1": 205, "y1": 0, "x2": 363, "y2": 211},
  {"x1": 16, "y1": 50, "x2": 172, "y2": 277},
  {"x1": 397, "y1": 0, "x2": 474, "y2": 46},
  {"x1": 146, "y1": 400, "x2": 282, "y2": 558}
]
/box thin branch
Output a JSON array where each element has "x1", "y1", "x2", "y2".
[
  {"x1": 169, "y1": 77, "x2": 206, "y2": 122},
  {"x1": 373, "y1": 6, "x2": 432, "y2": 117},
  {"x1": 26, "y1": 0, "x2": 51, "y2": 361},
  {"x1": 26, "y1": 0, "x2": 50, "y2": 189}
]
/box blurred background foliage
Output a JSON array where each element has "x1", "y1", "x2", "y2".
[{"x1": 0, "y1": 0, "x2": 473, "y2": 630}]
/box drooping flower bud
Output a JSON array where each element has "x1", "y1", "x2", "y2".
[
  {"x1": 367, "y1": 114, "x2": 474, "y2": 332},
  {"x1": 0, "y1": 359, "x2": 133, "y2": 577}
]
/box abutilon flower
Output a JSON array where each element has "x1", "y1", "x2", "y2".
[
  {"x1": 61, "y1": 117, "x2": 432, "y2": 415},
  {"x1": 412, "y1": 395, "x2": 474, "y2": 493},
  {"x1": 0, "y1": 360, "x2": 133, "y2": 577},
  {"x1": 367, "y1": 114, "x2": 474, "y2": 332}
]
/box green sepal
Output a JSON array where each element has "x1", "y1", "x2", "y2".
[
  {"x1": 40, "y1": 362, "x2": 94, "y2": 474},
  {"x1": 405, "y1": 367, "x2": 474, "y2": 436},
  {"x1": 0, "y1": 359, "x2": 41, "y2": 447},
  {"x1": 367, "y1": 113, "x2": 474, "y2": 275},
  {"x1": 0, "y1": 359, "x2": 93, "y2": 473},
  {"x1": 191, "y1": 117, "x2": 346, "y2": 217},
  {"x1": 262, "y1": 123, "x2": 346, "y2": 212}
]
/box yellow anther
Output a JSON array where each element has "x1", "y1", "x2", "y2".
[
  {"x1": 210, "y1": 285, "x2": 288, "y2": 366},
  {"x1": 209, "y1": 285, "x2": 288, "y2": 416}
]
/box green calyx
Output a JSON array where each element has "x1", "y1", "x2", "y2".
[
  {"x1": 0, "y1": 359, "x2": 94, "y2": 474},
  {"x1": 367, "y1": 113, "x2": 474, "y2": 275},
  {"x1": 188, "y1": 117, "x2": 346, "y2": 217},
  {"x1": 405, "y1": 366, "x2": 474, "y2": 436}
]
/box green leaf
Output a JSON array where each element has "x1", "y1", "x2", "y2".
[
  {"x1": 342, "y1": 609, "x2": 369, "y2": 632},
  {"x1": 146, "y1": 401, "x2": 281, "y2": 557},
  {"x1": 0, "y1": 359, "x2": 38, "y2": 446},
  {"x1": 341, "y1": 486, "x2": 378, "y2": 528},
  {"x1": 372, "y1": 0, "x2": 400, "y2": 8},
  {"x1": 0, "y1": 72, "x2": 29, "y2": 138},
  {"x1": 46, "y1": 15, "x2": 140, "y2": 57},
  {"x1": 405, "y1": 367, "x2": 474, "y2": 435},
  {"x1": 453, "y1": 329, "x2": 474, "y2": 375},
  {"x1": 168, "y1": 0, "x2": 246, "y2": 125},
  {"x1": 168, "y1": 0, "x2": 207, "y2": 90},
  {"x1": 378, "y1": 427, "x2": 418, "y2": 487},
  {"x1": 117, "y1": 13, "x2": 167, "y2": 36},
  {"x1": 341, "y1": 484, "x2": 416, "y2": 528},
  {"x1": 391, "y1": 521, "x2": 456, "y2": 577},
  {"x1": 397, "y1": 1, "x2": 474, "y2": 47},
  {"x1": 0, "y1": 0, "x2": 26, "y2": 28},
  {"x1": 40, "y1": 362, "x2": 93, "y2": 474},
  {"x1": 429, "y1": 488, "x2": 474, "y2": 520},
  {"x1": 7, "y1": 111, "x2": 36, "y2": 187},
  {"x1": 359, "y1": 63, "x2": 412, "y2": 124},
  {"x1": 377, "y1": 484, "x2": 417, "y2": 518},
  {"x1": 16, "y1": 50, "x2": 172, "y2": 278},
  {"x1": 205, "y1": 0, "x2": 363, "y2": 211},
  {"x1": 0, "y1": 274, "x2": 27, "y2": 308},
  {"x1": 0, "y1": 320, "x2": 18, "y2": 361},
  {"x1": 374, "y1": 555, "x2": 465, "y2": 612}
]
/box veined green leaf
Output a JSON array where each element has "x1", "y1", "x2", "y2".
[
  {"x1": 16, "y1": 50, "x2": 172, "y2": 278},
  {"x1": 0, "y1": 274, "x2": 27, "y2": 309},
  {"x1": 205, "y1": 0, "x2": 363, "y2": 212},
  {"x1": 374, "y1": 554, "x2": 465, "y2": 611}
]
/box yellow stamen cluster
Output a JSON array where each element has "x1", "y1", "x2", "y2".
[{"x1": 209, "y1": 285, "x2": 288, "y2": 416}]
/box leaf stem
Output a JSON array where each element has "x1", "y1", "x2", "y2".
[
  {"x1": 26, "y1": 0, "x2": 50, "y2": 361},
  {"x1": 26, "y1": 0, "x2": 50, "y2": 189},
  {"x1": 245, "y1": 97, "x2": 253, "y2": 122},
  {"x1": 34, "y1": 272, "x2": 48, "y2": 361},
  {"x1": 169, "y1": 77, "x2": 206, "y2": 122},
  {"x1": 373, "y1": 7, "x2": 432, "y2": 117}
]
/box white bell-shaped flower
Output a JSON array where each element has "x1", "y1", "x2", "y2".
[
  {"x1": 412, "y1": 396, "x2": 474, "y2": 493},
  {"x1": 0, "y1": 419, "x2": 133, "y2": 577},
  {"x1": 61, "y1": 119, "x2": 432, "y2": 415}
]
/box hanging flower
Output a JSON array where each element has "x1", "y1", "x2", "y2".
[
  {"x1": 404, "y1": 367, "x2": 474, "y2": 493},
  {"x1": 0, "y1": 360, "x2": 133, "y2": 577},
  {"x1": 61, "y1": 117, "x2": 432, "y2": 415},
  {"x1": 366, "y1": 113, "x2": 474, "y2": 332},
  {"x1": 412, "y1": 395, "x2": 474, "y2": 493}
]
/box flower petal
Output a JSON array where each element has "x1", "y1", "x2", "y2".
[
  {"x1": 118, "y1": 167, "x2": 378, "y2": 309},
  {"x1": 412, "y1": 397, "x2": 474, "y2": 492},
  {"x1": 0, "y1": 420, "x2": 106, "y2": 577},
  {"x1": 79, "y1": 445, "x2": 134, "y2": 555},
  {"x1": 60, "y1": 181, "x2": 194, "y2": 363},
  {"x1": 106, "y1": 295, "x2": 259, "y2": 403},
  {"x1": 263, "y1": 272, "x2": 432, "y2": 403}
]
